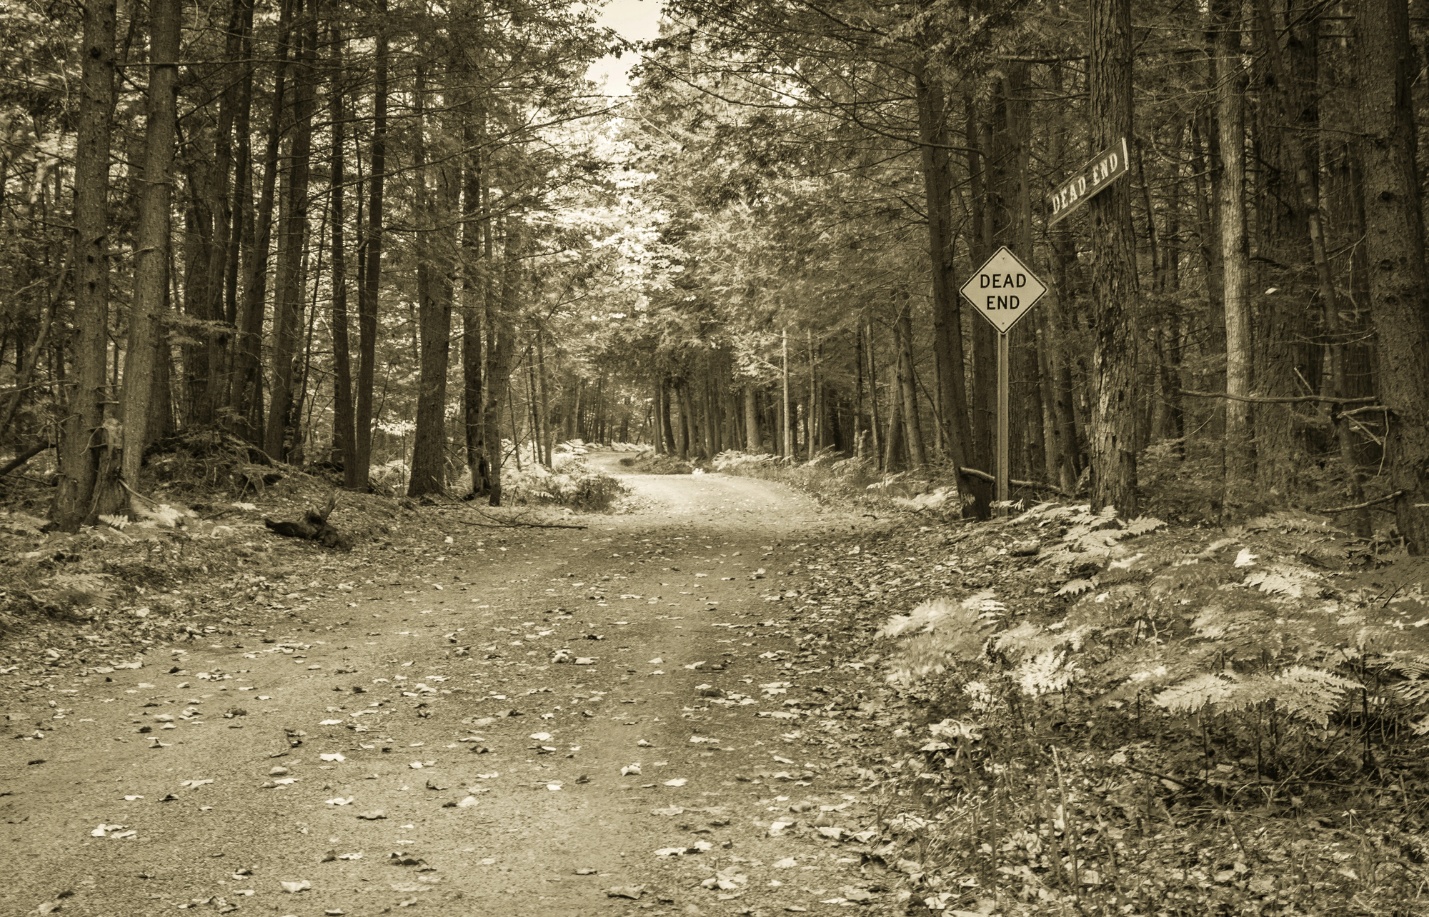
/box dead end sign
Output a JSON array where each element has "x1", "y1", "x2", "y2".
[{"x1": 960, "y1": 246, "x2": 1047, "y2": 334}]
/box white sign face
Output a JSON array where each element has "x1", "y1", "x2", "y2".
[{"x1": 960, "y1": 246, "x2": 1047, "y2": 334}]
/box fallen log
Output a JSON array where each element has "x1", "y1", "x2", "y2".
[{"x1": 264, "y1": 495, "x2": 352, "y2": 550}]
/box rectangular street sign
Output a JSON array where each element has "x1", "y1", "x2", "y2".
[{"x1": 1047, "y1": 136, "x2": 1129, "y2": 227}]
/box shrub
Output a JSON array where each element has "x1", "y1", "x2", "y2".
[{"x1": 501, "y1": 460, "x2": 627, "y2": 512}]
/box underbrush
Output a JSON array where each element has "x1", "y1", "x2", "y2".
[
  {"x1": 621, "y1": 450, "x2": 698, "y2": 475},
  {"x1": 713, "y1": 449, "x2": 962, "y2": 511},
  {"x1": 862, "y1": 503, "x2": 1429, "y2": 914},
  {"x1": 499, "y1": 458, "x2": 627, "y2": 512}
]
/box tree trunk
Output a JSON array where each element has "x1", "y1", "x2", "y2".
[
  {"x1": 893, "y1": 300, "x2": 926, "y2": 470},
  {"x1": 781, "y1": 329, "x2": 792, "y2": 458},
  {"x1": 351, "y1": 0, "x2": 386, "y2": 488},
  {"x1": 658, "y1": 377, "x2": 676, "y2": 454},
  {"x1": 536, "y1": 331, "x2": 553, "y2": 465},
  {"x1": 120, "y1": 0, "x2": 179, "y2": 502},
  {"x1": 264, "y1": 0, "x2": 315, "y2": 460},
  {"x1": 231, "y1": 0, "x2": 292, "y2": 444},
  {"x1": 1214, "y1": 0, "x2": 1254, "y2": 509},
  {"x1": 744, "y1": 384, "x2": 761, "y2": 452},
  {"x1": 1088, "y1": 0, "x2": 1140, "y2": 514},
  {"x1": 883, "y1": 375, "x2": 905, "y2": 472},
  {"x1": 327, "y1": 20, "x2": 357, "y2": 479},
  {"x1": 408, "y1": 66, "x2": 460, "y2": 498},
  {"x1": 483, "y1": 222, "x2": 519, "y2": 505},
  {"x1": 1357, "y1": 0, "x2": 1429, "y2": 552},
  {"x1": 915, "y1": 69, "x2": 981, "y2": 512},
  {"x1": 53, "y1": 0, "x2": 119, "y2": 530}
]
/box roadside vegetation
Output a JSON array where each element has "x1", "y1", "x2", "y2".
[{"x1": 710, "y1": 450, "x2": 1429, "y2": 915}]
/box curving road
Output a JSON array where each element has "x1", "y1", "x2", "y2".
[{"x1": 1, "y1": 457, "x2": 891, "y2": 916}]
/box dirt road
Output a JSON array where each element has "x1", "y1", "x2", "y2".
[{"x1": 1, "y1": 459, "x2": 896, "y2": 916}]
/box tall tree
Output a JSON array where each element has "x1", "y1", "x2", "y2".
[
  {"x1": 1087, "y1": 0, "x2": 1139, "y2": 513},
  {"x1": 52, "y1": 0, "x2": 118, "y2": 529},
  {"x1": 408, "y1": 62, "x2": 462, "y2": 497},
  {"x1": 1356, "y1": 0, "x2": 1429, "y2": 552},
  {"x1": 328, "y1": 17, "x2": 357, "y2": 478},
  {"x1": 263, "y1": 0, "x2": 317, "y2": 459},
  {"x1": 352, "y1": 0, "x2": 388, "y2": 488},
  {"x1": 1213, "y1": 0, "x2": 1253, "y2": 507},
  {"x1": 120, "y1": 0, "x2": 182, "y2": 502}
]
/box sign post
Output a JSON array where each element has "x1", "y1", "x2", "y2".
[{"x1": 960, "y1": 246, "x2": 1048, "y2": 508}]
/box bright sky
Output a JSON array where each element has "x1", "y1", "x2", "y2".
[{"x1": 587, "y1": 0, "x2": 666, "y2": 97}]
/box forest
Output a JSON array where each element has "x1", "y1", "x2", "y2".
[
  {"x1": 10, "y1": 1, "x2": 1429, "y2": 912},
  {"x1": 0, "y1": 0, "x2": 1427, "y2": 548}
]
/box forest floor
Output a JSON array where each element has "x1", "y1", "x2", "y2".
[
  {"x1": 6, "y1": 451, "x2": 1429, "y2": 917},
  {"x1": 0, "y1": 452, "x2": 913, "y2": 917}
]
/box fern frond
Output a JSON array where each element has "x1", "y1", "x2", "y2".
[
  {"x1": 1016, "y1": 650, "x2": 1080, "y2": 698},
  {"x1": 1057, "y1": 578, "x2": 1096, "y2": 597},
  {"x1": 880, "y1": 591, "x2": 999, "y2": 639},
  {"x1": 1243, "y1": 565, "x2": 1323, "y2": 599},
  {"x1": 1267, "y1": 666, "x2": 1359, "y2": 726},
  {"x1": 1154, "y1": 673, "x2": 1241, "y2": 716},
  {"x1": 1123, "y1": 516, "x2": 1168, "y2": 537},
  {"x1": 1244, "y1": 511, "x2": 1334, "y2": 535}
]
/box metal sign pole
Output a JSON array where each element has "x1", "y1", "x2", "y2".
[{"x1": 997, "y1": 330, "x2": 1010, "y2": 511}]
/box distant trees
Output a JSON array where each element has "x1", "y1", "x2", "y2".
[
  {"x1": 617, "y1": 0, "x2": 1429, "y2": 550},
  {"x1": 5, "y1": 0, "x2": 1429, "y2": 552}
]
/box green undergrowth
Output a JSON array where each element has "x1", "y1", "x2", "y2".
[{"x1": 827, "y1": 503, "x2": 1429, "y2": 915}]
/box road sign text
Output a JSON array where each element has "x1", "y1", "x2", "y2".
[
  {"x1": 960, "y1": 247, "x2": 1047, "y2": 335},
  {"x1": 1048, "y1": 137, "x2": 1130, "y2": 227}
]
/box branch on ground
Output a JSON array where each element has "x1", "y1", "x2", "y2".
[{"x1": 264, "y1": 494, "x2": 353, "y2": 549}]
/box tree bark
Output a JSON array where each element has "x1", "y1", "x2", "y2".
[
  {"x1": 231, "y1": 0, "x2": 293, "y2": 444},
  {"x1": 408, "y1": 66, "x2": 460, "y2": 498},
  {"x1": 120, "y1": 0, "x2": 179, "y2": 500},
  {"x1": 1213, "y1": 0, "x2": 1254, "y2": 509},
  {"x1": 914, "y1": 71, "x2": 981, "y2": 513},
  {"x1": 483, "y1": 222, "x2": 519, "y2": 505},
  {"x1": 744, "y1": 384, "x2": 762, "y2": 452},
  {"x1": 893, "y1": 299, "x2": 927, "y2": 470},
  {"x1": 1087, "y1": 0, "x2": 1140, "y2": 514},
  {"x1": 264, "y1": 0, "x2": 316, "y2": 460},
  {"x1": 1357, "y1": 0, "x2": 1429, "y2": 552},
  {"x1": 53, "y1": 0, "x2": 119, "y2": 530},
  {"x1": 328, "y1": 20, "x2": 357, "y2": 480},
  {"x1": 352, "y1": 5, "x2": 386, "y2": 488}
]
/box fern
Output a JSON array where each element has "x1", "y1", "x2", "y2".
[
  {"x1": 880, "y1": 591, "x2": 1004, "y2": 639},
  {"x1": 1153, "y1": 666, "x2": 1358, "y2": 726},
  {"x1": 1243, "y1": 565, "x2": 1323, "y2": 599},
  {"x1": 1244, "y1": 510, "x2": 1336, "y2": 535},
  {"x1": 1123, "y1": 516, "x2": 1168, "y2": 538},
  {"x1": 1264, "y1": 666, "x2": 1359, "y2": 726},
  {"x1": 1016, "y1": 649, "x2": 1080, "y2": 697},
  {"x1": 1154, "y1": 672, "x2": 1242, "y2": 715},
  {"x1": 881, "y1": 593, "x2": 1001, "y2": 685},
  {"x1": 1056, "y1": 578, "x2": 1096, "y2": 597}
]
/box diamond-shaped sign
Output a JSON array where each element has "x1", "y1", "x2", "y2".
[{"x1": 960, "y1": 246, "x2": 1047, "y2": 334}]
